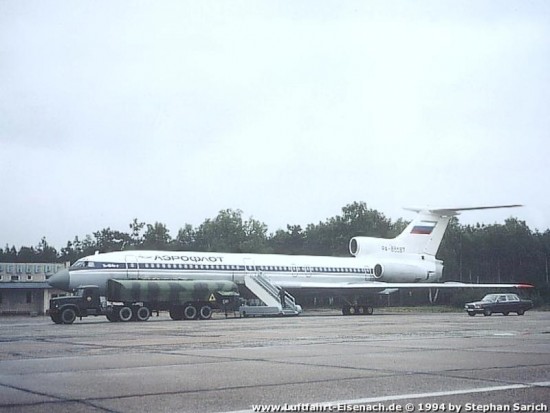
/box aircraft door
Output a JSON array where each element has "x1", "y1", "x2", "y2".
[{"x1": 125, "y1": 255, "x2": 140, "y2": 279}]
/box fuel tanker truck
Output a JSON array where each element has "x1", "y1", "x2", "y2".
[{"x1": 49, "y1": 279, "x2": 240, "y2": 324}]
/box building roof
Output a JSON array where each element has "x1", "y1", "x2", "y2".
[{"x1": 0, "y1": 282, "x2": 51, "y2": 289}]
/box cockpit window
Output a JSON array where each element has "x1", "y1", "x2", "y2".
[{"x1": 70, "y1": 260, "x2": 96, "y2": 269}]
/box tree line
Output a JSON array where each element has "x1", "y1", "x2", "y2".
[{"x1": 2, "y1": 202, "x2": 549, "y2": 289}]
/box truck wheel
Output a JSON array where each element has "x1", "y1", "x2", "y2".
[
  {"x1": 106, "y1": 313, "x2": 119, "y2": 322},
  {"x1": 183, "y1": 304, "x2": 198, "y2": 320},
  {"x1": 199, "y1": 305, "x2": 212, "y2": 320},
  {"x1": 118, "y1": 306, "x2": 133, "y2": 322},
  {"x1": 61, "y1": 308, "x2": 77, "y2": 324},
  {"x1": 169, "y1": 307, "x2": 183, "y2": 320},
  {"x1": 136, "y1": 306, "x2": 151, "y2": 322},
  {"x1": 50, "y1": 314, "x2": 63, "y2": 324}
]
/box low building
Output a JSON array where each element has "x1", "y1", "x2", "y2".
[{"x1": 0, "y1": 262, "x2": 70, "y2": 315}]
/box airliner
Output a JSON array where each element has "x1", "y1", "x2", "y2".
[{"x1": 48, "y1": 205, "x2": 532, "y2": 315}]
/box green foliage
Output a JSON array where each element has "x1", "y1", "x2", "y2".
[{"x1": 1, "y1": 202, "x2": 549, "y2": 297}]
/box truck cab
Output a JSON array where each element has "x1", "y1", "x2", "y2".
[{"x1": 49, "y1": 285, "x2": 101, "y2": 324}]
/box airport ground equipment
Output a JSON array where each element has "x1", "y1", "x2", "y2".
[
  {"x1": 239, "y1": 274, "x2": 302, "y2": 317},
  {"x1": 49, "y1": 279, "x2": 240, "y2": 324}
]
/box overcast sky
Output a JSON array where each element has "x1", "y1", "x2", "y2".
[{"x1": 1, "y1": 1, "x2": 549, "y2": 249}]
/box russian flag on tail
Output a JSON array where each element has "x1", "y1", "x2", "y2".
[{"x1": 411, "y1": 220, "x2": 437, "y2": 235}]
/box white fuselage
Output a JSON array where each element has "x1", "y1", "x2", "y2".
[{"x1": 54, "y1": 249, "x2": 441, "y2": 295}]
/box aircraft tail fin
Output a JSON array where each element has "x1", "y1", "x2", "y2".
[{"x1": 396, "y1": 205, "x2": 522, "y2": 256}]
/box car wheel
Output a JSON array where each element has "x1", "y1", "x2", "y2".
[
  {"x1": 483, "y1": 308, "x2": 492, "y2": 316},
  {"x1": 467, "y1": 311, "x2": 475, "y2": 317},
  {"x1": 503, "y1": 312, "x2": 509, "y2": 316},
  {"x1": 517, "y1": 309, "x2": 525, "y2": 316}
]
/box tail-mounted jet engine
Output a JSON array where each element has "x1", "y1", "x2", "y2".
[
  {"x1": 349, "y1": 237, "x2": 387, "y2": 256},
  {"x1": 369, "y1": 261, "x2": 443, "y2": 283},
  {"x1": 350, "y1": 237, "x2": 444, "y2": 283}
]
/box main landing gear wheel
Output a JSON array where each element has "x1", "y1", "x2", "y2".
[{"x1": 342, "y1": 305, "x2": 374, "y2": 316}]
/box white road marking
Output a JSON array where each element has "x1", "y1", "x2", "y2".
[{"x1": 219, "y1": 381, "x2": 550, "y2": 413}]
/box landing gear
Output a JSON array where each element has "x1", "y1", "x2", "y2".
[{"x1": 342, "y1": 304, "x2": 374, "y2": 316}]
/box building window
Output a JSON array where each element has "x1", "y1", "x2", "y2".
[
  {"x1": 27, "y1": 275, "x2": 32, "y2": 281},
  {"x1": 26, "y1": 291, "x2": 32, "y2": 303},
  {"x1": 11, "y1": 275, "x2": 19, "y2": 281}
]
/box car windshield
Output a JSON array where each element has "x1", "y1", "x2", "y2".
[
  {"x1": 481, "y1": 294, "x2": 499, "y2": 302},
  {"x1": 70, "y1": 260, "x2": 85, "y2": 269}
]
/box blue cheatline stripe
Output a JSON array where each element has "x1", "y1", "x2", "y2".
[{"x1": 70, "y1": 262, "x2": 374, "y2": 275}]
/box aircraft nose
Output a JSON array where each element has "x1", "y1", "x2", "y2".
[{"x1": 48, "y1": 269, "x2": 71, "y2": 291}]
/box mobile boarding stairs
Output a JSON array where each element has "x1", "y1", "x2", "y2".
[{"x1": 240, "y1": 274, "x2": 302, "y2": 317}]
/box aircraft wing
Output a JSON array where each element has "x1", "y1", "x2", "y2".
[{"x1": 281, "y1": 281, "x2": 533, "y2": 290}]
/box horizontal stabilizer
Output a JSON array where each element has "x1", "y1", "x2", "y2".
[{"x1": 404, "y1": 204, "x2": 523, "y2": 216}]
